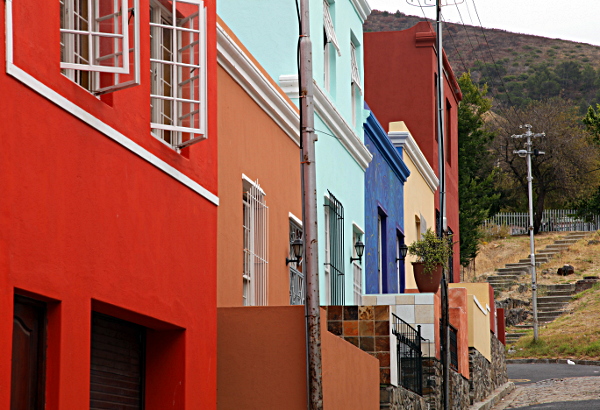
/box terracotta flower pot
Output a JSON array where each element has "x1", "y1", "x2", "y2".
[{"x1": 412, "y1": 262, "x2": 443, "y2": 293}]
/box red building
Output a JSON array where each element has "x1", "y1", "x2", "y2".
[
  {"x1": 1, "y1": 0, "x2": 218, "y2": 408},
  {"x1": 364, "y1": 22, "x2": 463, "y2": 282}
]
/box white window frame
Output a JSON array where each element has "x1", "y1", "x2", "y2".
[
  {"x1": 350, "y1": 41, "x2": 362, "y2": 127},
  {"x1": 323, "y1": 0, "x2": 340, "y2": 56},
  {"x1": 150, "y1": 0, "x2": 207, "y2": 150},
  {"x1": 60, "y1": 0, "x2": 140, "y2": 94},
  {"x1": 242, "y1": 176, "x2": 268, "y2": 306}
]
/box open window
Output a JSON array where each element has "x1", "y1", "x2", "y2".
[
  {"x1": 150, "y1": 0, "x2": 207, "y2": 150},
  {"x1": 323, "y1": 0, "x2": 341, "y2": 57},
  {"x1": 350, "y1": 40, "x2": 362, "y2": 127},
  {"x1": 60, "y1": 0, "x2": 140, "y2": 94}
]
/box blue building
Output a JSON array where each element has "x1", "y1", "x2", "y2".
[
  {"x1": 363, "y1": 106, "x2": 410, "y2": 295},
  {"x1": 218, "y1": 0, "x2": 373, "y2": 305}
]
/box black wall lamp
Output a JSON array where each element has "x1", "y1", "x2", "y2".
[
  {"x1": 349, "y1": 240, "x2": 365, "y2": 264},
  {"x1": 286, "y1": 239, "x2": 304, "y2": 265},
  {"x1": 396, "y1": 243, "x2": 409, "y2": 262}
]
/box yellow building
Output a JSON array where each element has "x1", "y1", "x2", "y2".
[{"x1": 388, "y1": 121, "x2": 438, "y2": 290}]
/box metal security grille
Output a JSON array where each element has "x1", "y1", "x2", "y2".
[
  {"x1": 243, "y1": 180, "x2": 268, "y2": 306},
  {"x1": 449, "y1": 323, "x2": 459, "y2": 372},
  {"x1": 323, "y1": 0, "x2": 340, "y2": 55},
  {"x1": 289, "y1": 220, "x2": 304, "y2": 305},
  {"x1": 392, "y1": 314, "x2": 423, "y2": 396},
  {"x1": 150, "y1": 0, "x2": 206, "y2": 149},
  {"x1": 325, "y1": 191, "x2": 344, "y2": 306}
]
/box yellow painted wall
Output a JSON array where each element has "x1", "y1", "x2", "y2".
[
  {"x1": 402, "y1": 153, "x2": 436, "y2": 290},
  {"x1": 449, "y1": 283, "x2": 491, "y2": 313},
  {"x1": 467, "y1": 295, "x2": 491, "y2": 361}
]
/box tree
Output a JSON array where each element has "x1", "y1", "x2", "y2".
[
  {"x1": 457, "y1": 72, "x2": 500, "y2": 266},
  {"x1": 491, "y1": 98, "x2": 600, "y2": 233},
  {"x1": 584, "y1": 104, "x2": 600, "y2": 143}
]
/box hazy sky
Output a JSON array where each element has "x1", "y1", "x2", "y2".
[{"x1": 368, "y1": 0, "x2": 600, "y2": 47}]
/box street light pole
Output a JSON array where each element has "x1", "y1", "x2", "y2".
[
  {"x1": 512, "y1": 124, "x2": 545, "y2": 342},
  {"x1": 298, "y1": 0, "x2": 324, "y2": 408}
]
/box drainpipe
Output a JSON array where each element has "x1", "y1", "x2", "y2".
[{"x1": 298, "y1": 0, "x2": 323, "y2": 408}]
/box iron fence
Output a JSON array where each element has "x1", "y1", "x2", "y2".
[
  {"x1": 392, "y1": 313, "x2": 423, "y2": 395},
  {"x1": 449, "y1": 324, "x2": 458, "y2": 372},
  {"x1": 484, "y1": 209, "x2": 600, "y2": 235}
]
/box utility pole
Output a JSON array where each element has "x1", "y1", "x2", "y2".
[
  {"x1": 434, "y1": 1, "x2": 450, "y2": 407},
  {"x1": 298, "y1": 0, "x2": 323, "y2": 408},
  {"x1": 512, "y1": 124, "x2": 545, "y2": 342}
]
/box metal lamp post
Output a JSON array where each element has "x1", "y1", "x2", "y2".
[{"x1": 512, "y1": 124, "x2": 545, "y2": 342}]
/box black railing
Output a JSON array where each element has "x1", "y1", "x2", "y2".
[
  {"x1": 325, "y1": 191, "x2": 345, "y2": 305},
  {"x1": 392, "y1": 313, "x2": 423, "y2": 395}
]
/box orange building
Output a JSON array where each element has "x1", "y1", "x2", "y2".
[{"x1": 216, "y1": 19, "x2": 303, "y2": 308}]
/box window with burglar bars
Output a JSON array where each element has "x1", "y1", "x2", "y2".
[
  {"x1": 325, "y1": 191, "x2": 344, "y2": 305},
  {"x1": 150, "y1": 0, "x2": 206, "y2": 150},
  {"x1": 60, "y1": 0, "x2": 140, "y2": 94},
  {"x1": 289, "y1": 219, "x2": 304, "y2": 305},
  {"x1": 352, "y1": 230, "x2": 362, "y2": 305},
  {"x1": 242, "y1": 178, "x2": 268, "y2": 306}
]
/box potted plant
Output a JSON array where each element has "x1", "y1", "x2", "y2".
[{"x1": 408, "y1": 228, "x2": 453, "y2": 293}]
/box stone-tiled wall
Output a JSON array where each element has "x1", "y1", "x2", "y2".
[
  {"x1": 422, "y1": 358, "x2": 470, "y2": 410},
  {"x1": 326, "y1": 305, "x2": 393, "y2": 384},
  {"x1": 380, "y1": 385, "x2": 428, "y2": 410},
  {"x1": 468, "y1": 333, "x2": 508, "y2": 404},
  {"x1": 361, "y1": 293, "x2": 439, "y2": 358}
]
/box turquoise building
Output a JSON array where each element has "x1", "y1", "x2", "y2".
[{"x1": 218, "y1": 0, "x2": 372, "y2": 305}]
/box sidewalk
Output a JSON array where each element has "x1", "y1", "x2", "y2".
[{"x1": 491, "y1": 376, "x2": 600, "y2": 409}]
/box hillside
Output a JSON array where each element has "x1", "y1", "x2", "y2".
[{"x1": 365, "y1": 10, "x2": 600, "y2": 110}]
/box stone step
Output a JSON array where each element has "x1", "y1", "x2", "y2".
[
  {"x1": 537, "y1": 301, "x2": 569, "y2": 311},
  {"x1": 513, "y1": 324, "x2": 533, "y2": 329},
  {"x1": 555, "y1": 239, "x2": 579, "y2": 245},
  {"x1": 496, "y1": 270, "x2": 525, "y2": 277},
  {"x1": 537, "y1": 295, "x2": 573, "y2": 303},
  {"x1": 538, "y1": 310, "x2": 569, "y2": 322},
  {"x1": 539, "y1": 284, "x2": 576, "y2": 292},
  {"x1": 488, "y1": 275, "x2": 520, "y2": 283},
  {"x1": 546, "y1": 290, "x2": 575, "y2": 297},
  {"x1": 502, "y1": 263, "x2": 530, "y2": 269}
]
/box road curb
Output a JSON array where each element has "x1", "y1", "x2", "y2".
[
  {"x1": 507, "y1": 358, "x2": 600, "y2": 366},
  {"x1": 469, "y1": 381, "x2": 515, "y2": 410}
]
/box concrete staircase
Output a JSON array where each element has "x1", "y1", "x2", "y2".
[
  {"x1": 486, "y1": 232, "x2": 588, "y2": 293},
  {"x1": 505, "y1": 283, "x2": 577, "y2": 344}
]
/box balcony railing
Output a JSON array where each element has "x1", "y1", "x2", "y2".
[{"x1": 392, "y1": 313, "x2": 423, "y2": 395}]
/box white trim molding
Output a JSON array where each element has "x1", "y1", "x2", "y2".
[
  {"x1": 4, "y1": 0, "x2": 218, "y2": 206},
  {"x1": 472, "y1": 295, "x2": 488, "y2": 316},
  {"x1": 279, "y1": 74, "x2": 372, "y2": 171},
  {"x1": 350, "y1": 0, "x2": 372, "y2": 22},
  {"x1": 217, "y1": 23, "x2": 300, "y2": 146},
  {"x1": 388, "y1": 124, "x2": 439, "y2": 193}
]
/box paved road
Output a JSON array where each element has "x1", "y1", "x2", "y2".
[
  {"x1": 492, "y1": 364, "x2": 600, "y2": 409},
  {"x1": 508, "y1": 363, "x2": 600, "y2": 385}
]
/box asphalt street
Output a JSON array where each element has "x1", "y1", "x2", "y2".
[{"x1": 508, "y1": 363, "x2": 600, "y2": 385}]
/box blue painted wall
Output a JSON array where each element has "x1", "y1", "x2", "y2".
[{"x1": 363, "y1": 107, "x2": 410, "y2": 294}]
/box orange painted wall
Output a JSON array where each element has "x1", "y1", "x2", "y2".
[
  {"x1": 449, "y1": 288, "x2": 470, "y2": 379},
  {"x1": 217, "y1": 53, "x2": 302, "y2": 307},
  {"x1": 217, "y1": 306, "x2": 380, "y2": 409},
  {"x1": 1, "y1": 0, "x2": 218, "y2": 408},
  {"x1": 364, "y1": 23, "x2": 462, "y2": 281}
]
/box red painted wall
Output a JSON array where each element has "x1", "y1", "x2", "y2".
[
  {"x1": 364, "y1": 22, "x2": 463, "y2": 282},
  {"x1": 1, "y1": 0, "x2": 218, "y2": 408}
]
